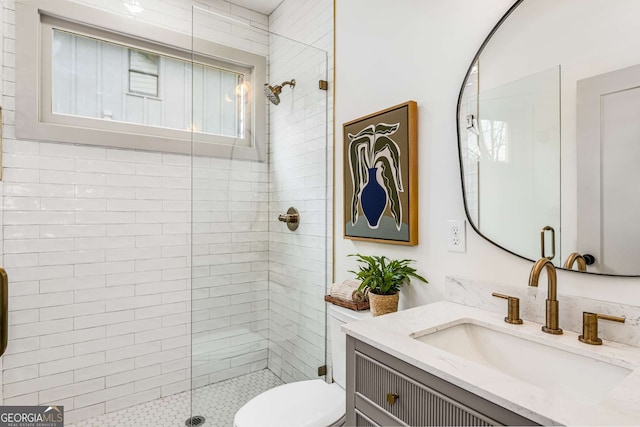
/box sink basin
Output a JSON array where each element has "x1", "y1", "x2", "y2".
[{"x1": 413, "y1": 322, "x2": 632, "y2": 403}]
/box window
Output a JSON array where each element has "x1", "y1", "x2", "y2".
[{"x1": 16, "y1": 1, "x2": 266, "y2": 160}]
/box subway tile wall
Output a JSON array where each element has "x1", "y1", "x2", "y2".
[
  {"x1": 268, "y1": 0, "x2": 333, "y2": 383},
  {"x1": 2, "y1": 0, "x2": 274, "y2": 423}
]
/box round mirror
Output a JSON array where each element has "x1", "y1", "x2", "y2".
[{"x1": 457, "y1": 0, "x2": 640, "y2": 276}]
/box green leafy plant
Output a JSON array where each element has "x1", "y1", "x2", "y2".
[
  {"x1": 347, "y1": 123, "x2": 404, "y2": 229},
  {"x1": 349, "y1": 254, "x2": 427, "y2": 295}
]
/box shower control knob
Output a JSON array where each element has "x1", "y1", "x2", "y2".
[{"x1": 278, "y1": 207, "x2": 300, "y2": 231}]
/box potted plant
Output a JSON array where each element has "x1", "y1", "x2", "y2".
[{"x1": 349, "y1": 254, "x2": 427, "y2": 316}]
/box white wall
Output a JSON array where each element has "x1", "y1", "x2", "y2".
[{"x1": 334, "y1": 0, "x2": 640, "y2": 310}]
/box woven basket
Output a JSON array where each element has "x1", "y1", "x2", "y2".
[{"x1": 369, "y1": 292, "x2": 399, "y2": 316}]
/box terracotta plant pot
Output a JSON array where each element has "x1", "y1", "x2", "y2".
[{"x1": 368, "y1": 292, "x2": 399, "y2": 316}]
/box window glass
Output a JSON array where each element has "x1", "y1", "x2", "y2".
[{"x1": 52, "y1": 29, "x2": 246, "y2": 138}]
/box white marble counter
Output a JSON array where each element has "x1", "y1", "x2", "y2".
[{"x1": 342, "y1": 301, "x2": 640, "y2": 426}]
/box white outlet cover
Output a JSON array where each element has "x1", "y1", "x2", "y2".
[{"x1": 447, "y1": 219, "x2": 466, "y2": 253}]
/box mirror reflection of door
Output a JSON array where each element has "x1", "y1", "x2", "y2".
[
  {"x1": 577, "y1": 64, "x2": 640, "y2": 275},
  {"x1": 477, "y1": 67, "x2": 561, "y2": 262}
]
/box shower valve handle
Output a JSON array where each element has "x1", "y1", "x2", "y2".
[
  {"x1": 278, "y1": 207, "x2": 300, "y2": 231},
  {"x1": 278, "y1": 214, "x2": 298, "y2": 224}
]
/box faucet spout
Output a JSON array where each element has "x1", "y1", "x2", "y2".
[{"x1": 528, "y1": 258, "x2": 563, "y2": 335}]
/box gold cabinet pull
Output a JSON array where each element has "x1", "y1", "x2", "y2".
[
  {"x1": 579, "y1": 312, "x2": 625, "y2": 345},
  {"x1": 492, "y1": 292, "x2": 523, "y2": 325},
  {"x1": 0, "y1": 267, "x2": 7, "y2": 356},
  {"x1": 386, "y1": 393, "x2": 399, "y2": 405}
]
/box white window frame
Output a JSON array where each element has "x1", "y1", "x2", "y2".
[{"x1": 16, "y1": 0, "x2": 267, "y2": 161}]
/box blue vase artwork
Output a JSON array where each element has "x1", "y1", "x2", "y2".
[
  {"x1": 360, "y1": 167, "x2": 387, "y2": 228},
  {"x1": 347, "y1": 122, "x2": 404, "y2": 232}
]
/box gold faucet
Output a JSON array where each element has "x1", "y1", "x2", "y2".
[
  {"x1": 563, "y1": 252, "x2": 587, "y2": 271},
  {"x1": 528, "y1": 258, "x2": 563, "y2": 335}
]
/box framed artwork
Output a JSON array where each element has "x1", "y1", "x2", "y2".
[{"x1": 343, "y1": 101, "x2": 418, "y2": 245}]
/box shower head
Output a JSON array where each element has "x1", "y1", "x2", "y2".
[{"x1": 263, "y1": 79, "x2": 296, "y2": 105}]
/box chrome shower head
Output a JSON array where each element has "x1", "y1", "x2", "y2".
[{"x1": 263, "y1": 79, "x2": 296, "y2": 105}]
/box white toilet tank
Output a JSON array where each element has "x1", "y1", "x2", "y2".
[{"x1": 328, "y1": 305, "x2": 370, "y2": 389}]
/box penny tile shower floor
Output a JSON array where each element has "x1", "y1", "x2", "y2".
[{"x1": 70, "y1": 369, "x2": 283, "y2": 427}]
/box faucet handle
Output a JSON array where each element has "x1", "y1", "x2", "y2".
[
  {"x1": 492, "y1": 293, "x2": 523, "y2": 325},
  {"x1": 579, "y1": 312, "x2": 625, "y2": 345}
]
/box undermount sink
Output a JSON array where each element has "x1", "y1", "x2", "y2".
[{"x1": 412, "y1": 322, "x2": 632, "y2": 403}]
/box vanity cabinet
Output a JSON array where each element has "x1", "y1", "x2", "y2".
[{"x1": 346, "y1": 336, "x2": 539, "y2": 426}]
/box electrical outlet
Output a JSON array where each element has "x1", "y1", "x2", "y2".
[{"x1": 447, "y1": 220, "x2": 466, "y2": 253}]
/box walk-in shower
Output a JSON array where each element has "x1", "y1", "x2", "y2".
[{"x1": 5, "y1": 1, "x2": 330, "y2": 426}]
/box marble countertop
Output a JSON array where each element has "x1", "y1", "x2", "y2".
[{"x1": 342, "y1": 301, "x2": 640, "y2": 426}]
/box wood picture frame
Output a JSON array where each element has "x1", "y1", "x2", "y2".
[{"x1": 343, "y1": 101, "x2": 418, "y2": 245}]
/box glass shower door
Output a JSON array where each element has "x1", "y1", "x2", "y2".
[{"x1": 189, "y1": 6, "x2": 329, "y2": 426}]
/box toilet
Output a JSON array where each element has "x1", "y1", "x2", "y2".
[{"x1": 233, "y1": 304, "x2": 370, "y2": 427}]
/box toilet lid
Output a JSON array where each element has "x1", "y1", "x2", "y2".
[{"x1": 234, "y1": 379, "x2": 344, "y2": 427}]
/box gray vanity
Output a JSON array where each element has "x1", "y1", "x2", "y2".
[
  {"x1": 346, "y1": 336, "x2": 537, "y2": 426},
  {"x1": 342, "y1": 300, "x2": 640, "y2": 426}
]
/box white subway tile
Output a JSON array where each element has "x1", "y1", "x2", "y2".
[
  {"x1": 106, "y1": 364, "x2": 160, "y2": 388},
  {"x1": 134, "y1": 302, "x2": 186, "y2": 320},
  {"x1": 9, "y1": 320, "x2": 73, "y2": 339},
  {"x1": 40, "y1": 327, "x2": 106, "y2": 348},
  {"x1": 41, "y1": 170, "x2": 106, "y2": 186},
  {"x1": 40, "y1": 301, "x2": 105, "y2": 321},
  {"x1": 106, "y1": 270, "x2": 161, "y2": 287},
  {"x1": 9, "y1": 308, "x2": 39, "y2": 325},
  {"x1": 75, "y1": 212, "x2": 135, "y2": 225},
  {"x1": 4, "y1": 337, "x2": 40, "y2": 355},
  {"x1": 106, "y1": 224, "x2": 162, "y2": 236},
  {"x1": 106, "y1": 295, "x2": 161, "y2": 312},
  {"x1": 74, "y1": 261, "x2": 134, "y2": 277},
  {"x1": 75, "y1": 286, "x2": 134, "y2": 303},
  {"x1": 4, "y1": 365, "x2": 39, "y2": 384},
  {"x1": 40, "y1": 198, "x2": 106, "y2": 212},
  {"x1": 5, "y1": 238, "x2": 74, "y2": 254},
  {"x1": 134, "y1": 347, "x2": 187, "y2": 368},
  {"x1": 106, "y1": 318, "x2": 161, "y2": 338},
  {"x1": 39, "y1": 378, "x2": 104, "y2": 403},
  {"x1": 106, "y1": 174, "x2": 161, "y2": 188},
  {"x1": 135, "y1": 324, "x2": 186, "y2": 344},
  {"x1": 39, "y1": 250, "x2": 105, "y2": 266},
  {"x1": 105, "y1": 341, "x2": 161, "y2": 363},
  {"x1": 40, "y1": 352, "x2": 105, "y2": 376},
  {"x1": 74, "y1": 359, "x2": 134, "y2": 382},
  {"x1": 105, "y1": 246, "x2": 162, "y2": 262},
  {"x1": 40, "y1": 276, "x2": 105, "y2": 294},
  {"x1": 135, "y1": 257, "x2": 186, "y2": 272},
  {"x1": 75, "y1": 236, "x2": 134, "y2": 250},
  {"x1": 5, "y1": 225, "x2": 40, "y2": 239},
  {"x1": 3, "y1": 393, "x2": 39, "y2": 406},
  {"x1": 39, "y1": 143, "x2": 106, "y2": 159},
  {"x1": 4, "y1": 183, "x2": 73, "y2": 198},
  {"x1": 74, "y1": 383, "x2": 134, "y2": 409},
  {"x1": 106, "y1": 387, "x2": 161, "y2": 412},
  {"x1": 5, "y1": 211, "x2": 74, "y2": 225},
  {"x1": 4, "y1": 372, "x2": 74, "y2": 398},
  {"x1": 74, "y1": 334, "x2": 134, "y2": 356},
  {"x1": 41, "y1": 225, "x2": 106, "y2": 238},
  {"x1": 74, "y1": 310, "x2": 135, "y2": 329}
]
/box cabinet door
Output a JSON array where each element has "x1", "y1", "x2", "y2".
[
  {"x1": 347, "y1": 337, "x2": 539, "y2": 427},
  {"x1": 355, "y1": 351, "x2": 495, "y2": 426}
]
